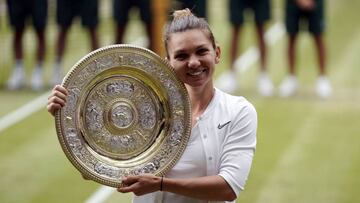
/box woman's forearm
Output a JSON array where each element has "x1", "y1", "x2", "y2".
[{"x1": 162, "y1": 175, "x2": 236, "y2": 201}]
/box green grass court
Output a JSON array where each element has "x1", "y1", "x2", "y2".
[{"x1": 1, "y1": 0, "x2": 360, "y2": 202}]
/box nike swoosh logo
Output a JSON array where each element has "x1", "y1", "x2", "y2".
[{"x1": 218, "y1": 121, "x2": 231, "y2": 129}]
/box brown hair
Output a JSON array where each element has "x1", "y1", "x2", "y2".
[{"x1": 163, "y1": 8, "x2": 216, "y2": 58}]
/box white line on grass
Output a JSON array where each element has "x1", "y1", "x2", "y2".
[
  {"x1": 0, "y1": 91, "x2": 51, "y2": 133},
  {"x1": 85, "y1": 22, "x2": 285, "y2": 203},
  {"x1": 85, "y1": 186, "x2": 116, "y2": 203}
]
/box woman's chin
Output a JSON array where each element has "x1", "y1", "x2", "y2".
[{"x1": 185, "y1": 79, "x2": 212, "y2": 89}]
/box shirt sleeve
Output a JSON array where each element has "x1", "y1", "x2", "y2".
[{"x1": 218, "y1": 100, "x2": 257, "y2": 197}]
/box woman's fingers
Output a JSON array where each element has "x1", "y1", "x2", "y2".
[
  {"x1": 47, "y1": 85, "x2": 69, "y2": 116},
  {"x1": 54, "y1": 85, "x2": 69, "y2": 95},
  {"x1": 117, "y1": 176, "x2": 139, "y2": 193},
  {"x1": 121, "y1": 175, "x2": 139, "y2": 186},
  {"x1": 47, "y1": 102, "x2": 62, "y2": 116},
  {"x1": 117, "y1": 184, "x2": 135, "y2": 193},
  {"x1": 117, "y1": 174, "x2": 161, "y2": 196},
  {"x1": 49, "y1": 94, "x2": 66, "y2": 106},
  {"x1": 49, "y1": 85, "x2": 68, "y2": 101}
]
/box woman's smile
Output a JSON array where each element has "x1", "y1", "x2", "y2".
[{"x1": 187, "y1": 68, "x2": 206, "y2": 76}]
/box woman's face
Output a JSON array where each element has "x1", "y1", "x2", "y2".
[{"x1": 166, "y1": 29, "x2": 220, "y2": 88}]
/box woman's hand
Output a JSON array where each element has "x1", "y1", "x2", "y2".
[
  {"x1": 117, "y1": 174, "x2": 162, "y2": 196},
  {"x1": 47, "y1": 85, "x2": 69, "y2": 116}
]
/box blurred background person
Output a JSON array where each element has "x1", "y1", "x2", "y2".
[
  {"x1": 176, "y1": 0, "x2": 207, "y2": 19},
  {"x1": 51, "y1": 0, "x2": 99, "y2": 86},
  {"x1": 279, "y1": 0, "x2": 331, "y2": 98},
  {"x1": 6, "y1": 0, "x2": 48, "y2": 91},
  {"x1": 219, "y1": 0, "x2": 273, "y2": 97},
  {"x1": 113, "y1": 0, "x2": 154, "y2": 51}
]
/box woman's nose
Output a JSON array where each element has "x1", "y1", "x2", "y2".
[{"x1": 187, "y1": 55, "x2": 201, "y2": 68}]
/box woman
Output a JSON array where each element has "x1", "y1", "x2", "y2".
[{"x1": 47, "y1": 9, "x2": 257, "y2": 203}]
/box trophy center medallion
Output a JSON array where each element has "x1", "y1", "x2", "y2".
[{"x1": 110, "y1": 102, "x2": 134, "y2": 129}]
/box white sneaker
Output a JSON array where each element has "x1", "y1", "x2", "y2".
[
  {"x1": 316, "y1": 75, "x2": 332, "y2": 99},
  {"x1": 216, "y1": 70, "x2": 238, "y2": 94},
  {"x1": 279, "y1": 75, "x2": 298, "y2": 97},
  {"x1": 51, "y1": 63, "x2": 63, "y2": 86},
  {"x1": 31, "y1": 67, "x2": 43, "y2": 91},
  {"x1": 7, "y1": 67, "x2": 25, "y2": 90},
  {"x1": 257, "y1": 72, "x2": 274, "y2": 97}
]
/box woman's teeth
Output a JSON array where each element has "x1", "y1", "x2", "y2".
[{"x1": 188, "y1": 69, "x2": 204, "y2": 76}]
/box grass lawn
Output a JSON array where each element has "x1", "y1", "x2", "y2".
[{"x1": 1, "y1": 0, "x2": 359, "y2": 203}]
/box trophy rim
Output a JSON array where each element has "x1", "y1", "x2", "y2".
[{"x1": 55, "y1": 44, "x2": 191, "y2": 187}]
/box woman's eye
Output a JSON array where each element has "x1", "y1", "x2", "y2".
[
  {"x1": 175, "y1": 54, "x2": 187, "y2": 60},
  {"x1": 197, "y1": 49, "x2": 208, "y2": 55}
]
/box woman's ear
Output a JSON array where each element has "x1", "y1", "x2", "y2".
[{"x1": 215, "y1": 45, "x2": 221, "y2": 64}]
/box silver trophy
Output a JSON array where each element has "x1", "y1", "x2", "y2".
[{"x1": 55, "y1": 45, "x2": 191, "y2": 187}]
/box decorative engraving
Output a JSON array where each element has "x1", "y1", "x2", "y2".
[
  {"x1": 118, "y1": 55, "x2": 124, "y2": 64},
  {"x1": 106, "y1": 80, "x2": 134, "y2": 96},
  {"x1": 94, "y1": 162, "x2": 120, "y2": 178},
  {"x1": 139, "y1": 102, "x2": 156, "y2": 129},
  {"x1": 141, "y1": 162, "x2": 157, "y2": 173},
  {"x1": 169, "y1": 119, "x2": 184, "y2": 147},
  {"x1": 85, "y1": 102, "x2": 103, "y2": 133},
  {"x1": 110, "y1": 104, "x2": 133, "y2": 128}
]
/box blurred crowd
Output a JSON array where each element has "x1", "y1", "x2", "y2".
[{"x1": 1, "y1": 0, "x2": 331, "y2": 99}]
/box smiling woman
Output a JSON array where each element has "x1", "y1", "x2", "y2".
[
  {"x1": 114, "y1": 9, "x2": 258, "y2": 203},
  {"x1": 1, "y1": 0, "x2": 360, "y2": 202},
  {"x1": 47, "y1": 8, "x2": 258, "y2": 203},
  {"x1": 167, "y1": 29, "x2": 219, "y2": 93}
]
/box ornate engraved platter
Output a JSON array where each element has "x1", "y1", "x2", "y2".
[{"x1": 55, "y1": 44, "x2": 191, "y2": 187}]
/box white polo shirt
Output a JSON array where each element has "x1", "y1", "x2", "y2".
[{"x1": 133, "y1": 88, "x2": 257, "y2": 203}]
